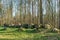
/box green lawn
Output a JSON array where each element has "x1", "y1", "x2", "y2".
[{"x1": 0, "y1": 27, "x2": 60, "y2": 40}]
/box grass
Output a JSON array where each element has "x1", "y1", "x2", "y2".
[{"x1": 0, "y1": 27, "x2": 60, "y2": 40}]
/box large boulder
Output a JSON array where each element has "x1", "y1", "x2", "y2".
[
  {"x1": 22, "y1": 24, "x2": 29, "y2": 29},
  {"x1": 30, "y1": 24, "x2": 39, "y2": 29}
]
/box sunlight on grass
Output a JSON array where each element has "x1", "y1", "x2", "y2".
[{"x1": 0, "y1": 27, "x2": 60, "y2": 40}]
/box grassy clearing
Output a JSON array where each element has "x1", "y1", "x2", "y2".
[{"x1": 0, "y1": 27, "x2": 60, "y2": 40}]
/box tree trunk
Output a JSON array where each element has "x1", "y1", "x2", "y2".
[
  {"x1": 59, "y1": 0, "x2": 60, "y2": 29},
  {"x1": 40, "y1": 0, "x2": 44, "y2": 28}
]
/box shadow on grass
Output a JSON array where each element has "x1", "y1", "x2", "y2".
[
  {"x1": 0, "y1": 28, "x2": 40, "y2": 34},
  {"x1": 0, "y1": 29, "x2": 6, "y2": 31},
  {"x1": 10, "y1": 29, "x2": 39, "y2": 33},
  {"x1": 24, "y1": 29, "x2": 40, "y2": 33}
]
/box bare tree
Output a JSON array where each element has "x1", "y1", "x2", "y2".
[
  {"x1": 40, "y1": 0, "x2": 44, "y2": 28},
  {"x1": 59, "y1": 0, "x2": 60, "y2": 29},
  {"x1": 28, "y1": 0, "x2": 31, "y2": 24},
  {"x1": 0, "y1": 0, "x2": 2, "y2": 25}
]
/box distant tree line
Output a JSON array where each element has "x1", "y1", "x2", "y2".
[{"x1": 0, "y1": 0, "x2": 60, "y2": 30}]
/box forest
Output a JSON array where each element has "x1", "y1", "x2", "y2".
[{"x1": 0, "y1": 0, "x2": 60, "y2": 40}]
